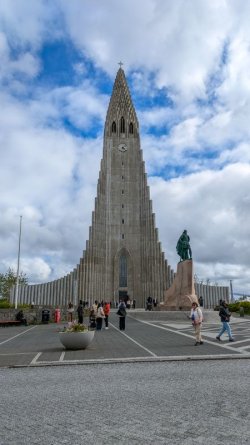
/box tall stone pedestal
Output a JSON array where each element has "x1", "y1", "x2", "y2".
[{"x1": 161, "y1": 259, "x2": 198, "y2": 311}]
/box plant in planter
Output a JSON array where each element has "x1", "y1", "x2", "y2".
[{"x1": 59, "y1": 321, "x2": 95, "y2": 350}]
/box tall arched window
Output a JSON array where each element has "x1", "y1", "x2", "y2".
[
  {"x1": 129, "y1": 122, "x2": 133, "y2": 134},
  {"x1": 120, "y1": 117, "x2": 125, "y2": 133},
  {"x1": 119, "y1": 255, "x2": 127, "y2": 287},
  {"x1": 111, "y1": 121, "x2": 116, "y2": 133}
]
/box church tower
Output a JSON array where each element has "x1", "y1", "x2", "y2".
[
  {"x1": 11, "y1": 68, "x2": 174, "y2": 308},
  {"x1": 77, "y1": 67, "x2": 173, "y2": 305}
]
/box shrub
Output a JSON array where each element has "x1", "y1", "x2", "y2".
[
  {"x1": 61, "y1": 321, "x2": 89, "y2": 332},
  {"x1": 0, "y1": 299, "x2": 14, "y2": 308},
  {"x1": 228, "y1": 301, "x2": 250, "y2": 315}
]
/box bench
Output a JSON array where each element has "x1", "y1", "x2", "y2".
[{"x1": 0, "y1": 320, "x2": 22, "y2": 327}]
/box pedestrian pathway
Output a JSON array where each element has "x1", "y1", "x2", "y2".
[{"x1": 0, "y1": 314, "x2": 249, "y2": 368}]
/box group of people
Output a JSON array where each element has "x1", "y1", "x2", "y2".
[
  {"x1": 89, "y1": 300, "x2": 127, "y2": 331},
  {"x1": 190, "y1": 299, "x2": 234, "y2": 345},
  {"x1": 67, "y1": 297, "x2": 234, "y2": 343},
  {"x1": 146, "y1": 296, "x2": 158, "y2": 311},
  {"x1": 67, "y1": 299, "x2": 128, "y2": 332},
  {"x1": 115, "y1": 298, "x2": 136, "y2": 309},
  {"x1": 89, "y1": 300, "x2": 111, "y2": 330}
]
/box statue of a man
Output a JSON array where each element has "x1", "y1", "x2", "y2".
[{"x1": 176, "y1": 230, "x2": 192, "y2": 261}]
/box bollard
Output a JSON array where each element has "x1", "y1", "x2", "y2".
[{"x1": 239, "y1": 306, "x2": 244, "y2": 317}]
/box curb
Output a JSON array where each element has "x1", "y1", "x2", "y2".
[{"x1": 6, "y1": 352, "x2": 250, "y2": 369}]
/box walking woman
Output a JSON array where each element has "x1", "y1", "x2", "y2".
[
  {"x1": 190, "y1": 301, "x2": 203, "y2": 346},
  {"x1": 117, "y1": 300, "x2": 127, "y2": 331}
]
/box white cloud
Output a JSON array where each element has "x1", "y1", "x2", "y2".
[{"x1": 150, "y1": 162, "x2": 250, "y2": 292}]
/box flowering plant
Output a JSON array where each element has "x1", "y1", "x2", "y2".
[{"x1": 61, "y1": 321, "x2": 88, "y2": 332}]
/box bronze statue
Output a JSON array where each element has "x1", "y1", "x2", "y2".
[{"x1": 176, "y1": 230, "x2": 192, "y2": 261}]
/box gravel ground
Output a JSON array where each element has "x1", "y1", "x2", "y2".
[{"x1": 0, "y1": 360, "x2": 249, "y2": 445}]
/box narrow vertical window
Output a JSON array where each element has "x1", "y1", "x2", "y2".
[
  {"x1": 122, "y1": 219, "x2": 124, "y2": 224},
  {"x1": 121, "y1": 190, "x2": 124, "y2": 194},
  {"x1": 122, "y1": 204, "x2": 124, "y2": 208},
  {"x1": 119, "y1": 255, "x2": 127, "y2": 286},
  {"x1": 122, "y1": 234, "x2": 125, "y2": 239},
  {"x1": 111, "y1": 121, "x2": 116, "y2": 133},
  {"x1": 120, "y1": 116, "x2": 125, "y2": 133},
  {"x1": 129, "y1": 122, "x2": 133, "y2": 134}
]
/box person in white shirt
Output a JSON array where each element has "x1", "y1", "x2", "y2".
[{"x1": 190, "y1": 301, "x2": 203, "y2": 346}]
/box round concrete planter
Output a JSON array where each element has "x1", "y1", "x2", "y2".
[{"x1": 59, "y1": 330, "x2": 95, "y2": 350}]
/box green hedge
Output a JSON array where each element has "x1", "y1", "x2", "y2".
[
  {"x1": 228, "y1": 301, "x2": 250, "y2": 315},
  {"x1": 0, "y1": 299, "x2": 14, "y2": 308},
  {"x1": 0, "y1": 299, "x2": 30, "y2": 309}
]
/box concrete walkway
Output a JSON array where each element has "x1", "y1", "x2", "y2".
[{"x1": 0, "y1": 312, "x2": 249, "y2": 368}]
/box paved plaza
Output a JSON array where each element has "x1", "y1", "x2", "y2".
[{"x1": 0, "y1": 312, "x2": 250, "y2": 367}]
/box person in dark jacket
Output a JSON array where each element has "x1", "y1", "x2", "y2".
[
  {"x1": 77, "y1": 300, "x2": 84, "y2": 324},
  {"x1": 16, "y1": 310, "x2": 27, "y2": 326},
  {"x1": 216, "y1": 301, "x2": 234, "y2": 342},
  {"x1": 117, "y1": 301, "x2": 126, "y2": 330}
]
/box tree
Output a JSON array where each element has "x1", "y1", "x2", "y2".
[{"x1": 0, "y1": 268, "x2": 28, "y2": 300}]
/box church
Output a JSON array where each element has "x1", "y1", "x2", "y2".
[
  {"x1": 12, "y1": 68, "x2": 174, "y2": 308},
  {"x1": 11, "y1": 68, "x2": 228, "y2": 308}
]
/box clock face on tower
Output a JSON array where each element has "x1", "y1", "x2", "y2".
[{"x1": 118, "y1": 143, "x2": 127, "y2": 152}]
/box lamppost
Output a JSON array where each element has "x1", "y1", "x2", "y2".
[
  {"x1": 15, "y1": 215, "x2": 22, "y2": 309},
  {"x1": 229, "y1": 279, "x2": 234, "y2": 303}
]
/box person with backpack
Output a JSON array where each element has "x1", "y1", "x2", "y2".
[
  {"x1": 216, "y1": 301, "x2": 234, "y2": 342},
  {"x1": 190, "y1": 301, "x2": 203, "y2": 346},
  {"x1": 117, "y1": 300, "x2": 127, "y2": 331}
]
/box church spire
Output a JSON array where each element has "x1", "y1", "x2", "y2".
[{"x1": 105, "y1": 67, "x2": 139, "y2": 137}]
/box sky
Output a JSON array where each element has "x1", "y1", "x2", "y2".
[{"x1": 0, "y1": 0, "x2": 250, "y2": 297}]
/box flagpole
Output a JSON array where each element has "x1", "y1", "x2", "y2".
[{"x1": 15, "y1": 215, "x2": 22, "y2": 309}]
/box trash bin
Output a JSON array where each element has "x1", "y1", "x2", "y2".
[
  {"x1": 41, "y1": 309, "x2": 50, "y2": 324},
  {"x1": 54, "y1": 308, "x2": 61, "y2": 323}
]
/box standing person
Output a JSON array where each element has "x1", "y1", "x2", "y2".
[
  {"x1": 89, "y1": 300, "x2": 98, "y2": 329},
  {"x1": 198, "y1": 296, "x2": 204, "y2": 307},
  {"x1": 96, "y1": 303, "x2": 105, "y2": 330},
  {"x1": 103, "y1": 301, "x2": 111, "y2": 330},
  {"x1": 77, "y1": 300, "x2": 84, "y2": 324},
  {"x1": 67, "y1": 302, "x2": 74, "y2": 322},
  {"x1": 190, "y1": 302, "x2": 203, "y2": 346},
  {"x1": 91, "y1": 300, "x2": 98, "y2": 316},
  {"x1": 117, "y1": 300, "x2": 126, "y2": 331},
  {"x1": 146, "y1": 296, "x2": 153, "y2": 311},
  {"x1": 216, "y1": 301, "x2": 234, "y2": 342}
]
